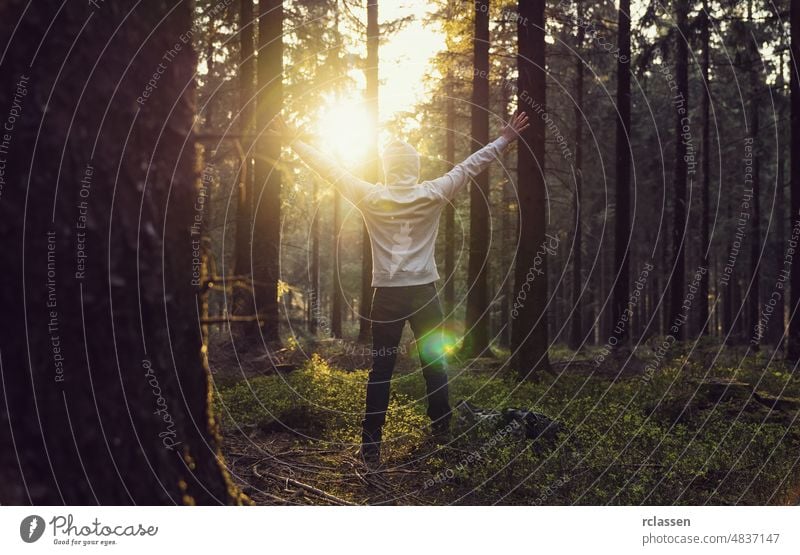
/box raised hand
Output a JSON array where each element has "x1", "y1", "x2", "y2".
[{"x1": 501, "y1": 112, "x2": 530, "y2": 142}]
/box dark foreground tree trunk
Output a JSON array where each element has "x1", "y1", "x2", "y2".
[
  {"x1": 0, "y1": 0, "x2": 240, "y2": 504},
  {"x1": 463, "y1": 0, "x2": 492, "y2": 358},
  {"x1": 513, "y1": 0, "x2": 550, "y2": 377}
]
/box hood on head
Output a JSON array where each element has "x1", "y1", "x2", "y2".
[{"x1": 381, "y1": 139, "x2": 420, "y2": 186}]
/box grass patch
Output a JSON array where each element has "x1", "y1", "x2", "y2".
[{"x1": 215, "y1": 346, "x2": 800, "y2": 505}]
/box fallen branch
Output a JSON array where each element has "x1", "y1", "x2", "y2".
[
  {"x1": 258, "y1": 490, "x2": 294, "y2": 505},
  {"x1": 253, "y1": 465, "x2": 355, "y2": 506}
]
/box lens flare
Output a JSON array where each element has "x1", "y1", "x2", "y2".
[{"x1": 418, "y1": 330, "x2": 459, "y2": 362}]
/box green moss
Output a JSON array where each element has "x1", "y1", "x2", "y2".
[{"x1": 215, "y1": 347, "x2": 800, "y2": 505}]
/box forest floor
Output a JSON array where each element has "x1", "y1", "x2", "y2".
[{"x1": 209, "y1": 329, "x2": 800, "y2": 505}]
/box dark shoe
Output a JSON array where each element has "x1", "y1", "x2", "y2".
[
  {"x1": 358, "y1": 442, "x2": 381, "y2": 470},
  {"x1": 431, "y1": 418, "x2": 452, "y2": 444}
]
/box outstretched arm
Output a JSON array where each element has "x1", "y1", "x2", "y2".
[
  {"x1": 268, "y1": 115, "x2": 372, "y2": 204},
  {"x1": 427, "y1": 112, "x2": 530, "y2": 201}
]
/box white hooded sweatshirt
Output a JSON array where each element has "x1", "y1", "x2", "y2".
[{"x1": 291, "y1": 136, "x2": 510, "y2": 287}]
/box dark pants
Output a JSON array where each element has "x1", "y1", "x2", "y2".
[{"x1": 361, "y1": 283, "x2": 451, "y2": 447}]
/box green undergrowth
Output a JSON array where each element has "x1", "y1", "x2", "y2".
[{"x1": 215, "y1": 345, "x2": 800, "y2": 505}]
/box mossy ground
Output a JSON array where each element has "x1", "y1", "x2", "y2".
[{"x1": 212, "y1": 336, "x2": 800, "y2": 505}]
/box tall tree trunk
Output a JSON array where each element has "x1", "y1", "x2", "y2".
[
  {"x1": 699, "y1": 0, "x2": 711, "y2": 335},
  {"x1": 358, "y1": 0, "x2": 379, "y2": 343},
  {"x1": 332, "y1": 191, "x2": 343, "y2": 338},
  {"x1": 601, "y1": 239, "x2": 612, "y2": 338},
  {"x1": 234, "y1": 0, "x2": 256, "y2": 330},
  {"x1": 712, "y1": 261, "x2": 720, "y2": 335},
  {"x1": 745, "y1": 2, "x2": 761, "y2": 350},
  {"x1": 444, "y1": 73, "x2": 456, "y2": 328},
  {"x1": 499, "y1": 165, "x2": 513, "y2": 348},
  {"x1": 723, "y1": 187, "x2": 734, "y2": 337},
  {"x1": 749, "y1": 96, "x2": 761, "y2": 349},
  {"x1": 499, "y1": 68, "x2": 513, "y2": 349},
  {"x1": 772, "y1": 158, "x2": 786, "y2": 346},
  {"x1": 569, "y1": 1, "x2": 585, "y2": 351},
  {"x1": 0, "y1": 0, "x2": 239, "y2": 504},
  {"x1": 329, "y1": 1, "x2": 344, "y2": 340},
  {"x1": 669, "y1": 0, "x2": 689, "y2": 340},
  {"x1": 252, "y1": 0, "x2": 283, "y2": 345},
  {"x1": 769, "y1": 52, "x2": 787, "y2": 347},
  {"x1": 788, "y1": 0, "x2": 800, "y2": 359},
  {"x1": 585, "y1": 252, "x2": 597, "y2": 344},
  {"x1": 732, "y1": 273, "x2": 744, "y2": 340},
  {"x1": 463, "y1": 0, "x2": 492, "y2": 357},
  {"x1": 612, "y1": 0, "x2": 632, "y2": 347},
  {"x1": 200, "y1": 22, "x2": 219, "y2": 338},
  {"x1": 309, "y1": 179, "x2": 320, "y2": 334},
  {"x1": 513, "y1": 0, "x2": 550, "y2": 377}
]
